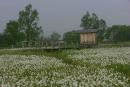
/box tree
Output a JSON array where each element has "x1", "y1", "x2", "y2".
[
  {"x1": 80, "y1": 11, "x2": 107, "y2": 42},
  {"x1": 0, "y1": 33, "x2": 6, "y2": 47},
  {"x1": 99, "y1": 19, "x2": 107, "y2": 30},
  {"x1": 63, "y1": 31, "x2": 80, "y2": 45},
  {"x1": 48, "y1": 32, "x2": 61, "y2": 46},
  {"x1": 80, "y1": 12, "x2": 91, "y2": 29},
  {"x1": 50, "y1": 32, "x2": 61, "y2": 42},
  {"x1": 0, "y1": 4, "x2": 43, "y2": 48},
  {"x1": 18, "y1": 4, "x2": 42, "y2": 41},
  {"x1": 80, "y1": 11, "x2": 106, "y2": 29},
  {"x1": 4, "y1": 20, "x2": 25, "y2": 47},
  {"x1": 105, "y1": 25, "x2": 130, "y2": 42}
]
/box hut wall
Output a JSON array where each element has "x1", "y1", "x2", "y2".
[{"x1": 80, "y1": 32, "x2": 96, "y2": 44}]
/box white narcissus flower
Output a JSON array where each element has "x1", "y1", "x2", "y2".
[{"x1": 0, "y1": 47, "x2": 130, "y2": 86}]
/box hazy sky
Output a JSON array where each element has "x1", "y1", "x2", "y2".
[{"x1": 0, "y1": 0, "x2": 130, "y2": 36}]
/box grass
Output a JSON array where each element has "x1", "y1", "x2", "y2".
[
  {"x1": 0, "y1": 49, "x2": 75, "y2": 65},
  {"x1": 107, "y1": 64, "x2": 130, "y2": 82},
  {"x1": 0, "y1": 48, "x2": 130, "y2": 86},
  {"x1": 107, "y1": 64, "x2": 130, "y2": 76},
  {"x1": 0, "y1": 49, "x2": 93, "y2": 68}
]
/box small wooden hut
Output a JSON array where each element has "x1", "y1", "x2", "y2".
[{"x1": 78, "y1": 29, "x2": 97, "y2": 45}]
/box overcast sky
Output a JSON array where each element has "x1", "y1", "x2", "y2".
[{"x1": 0, "y1": 0, "x2": 130, "y2": 36}]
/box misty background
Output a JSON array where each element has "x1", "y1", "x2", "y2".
[{"x1": 0, "y1": 0, "x2": 130, "y2": 36}]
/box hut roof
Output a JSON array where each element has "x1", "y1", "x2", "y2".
[
  {"x1": 73, "y1": 29, "x2": 97, "y2": 33},
  {"x1": 76, "y1": 29, "x2": 97, "y2": 33}
]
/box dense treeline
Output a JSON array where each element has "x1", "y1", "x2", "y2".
[
  {"x1": 63, "y1": 12, "x2": 106, "y2": 45},
  {"x1": 0, "y1": 5, "x2": 130, "y2": 48},
  {"x1": 63, "y1": 31, "x2": 80, "y2": 45},
  {"x1": 105, "y1": 25, "x2": 130, "y2": 42},
  {"x1": 63, "y1": 12, "x2": 130, "y2": 45},
  {"x1": 63, "y1": 25, "x2": 130, "y2": 45},
  {"x1": 0, "y1": 4, "x2": 43, "y2": 48}
]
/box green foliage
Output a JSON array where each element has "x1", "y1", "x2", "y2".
[
  {"x1": 80, "y1": 12, "x2": 91, "y2": 29},
  {"x1": 50, "y1": 32, "x2": 61, "y2": 42},
  {"x1": 107, "y1": 64, "x2": 130, "y2": 78},
  {"x1": 0, "y1": 34, "x2": 7, "y2": 47},
  {"x1": 18, "y1": 4, "x2": 43, "y2": 41},
  {"x1": 80, "y1": 11, "x2": 106, "y2": 30},
  {"x1": 105, "y1": 25, "x2": 130, "y2": 42},
  {"x1": 0, "y1": 49, "x2": 90, "y2": 67},
  {"x1": 63, "y1": 31, "x2": 80, "y2": 45},
  {"x1": 0, "y1": 4, "x2": 43, "y2": 48},
  {"x1": 97, "y1": 30, "x2": 104, "y2": 42},
  {"x1": 80, "y1": 11, "x2": 107, "y2": 42},
  {"x1": 3, "y1": 21, "x2": 25, "y2": 47}
]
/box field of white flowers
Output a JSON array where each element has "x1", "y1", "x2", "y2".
[{"x1": 0, "y1": 47, "x2": 130, "y2": 87}]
